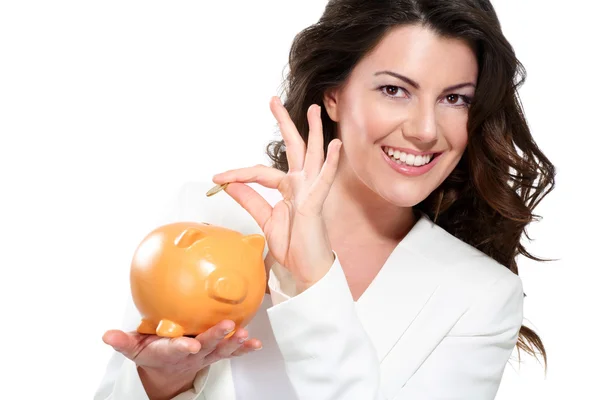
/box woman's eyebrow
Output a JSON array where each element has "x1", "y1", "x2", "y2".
[{"x1": 374, "y1": 70, "x2": 476, "y2": 92}]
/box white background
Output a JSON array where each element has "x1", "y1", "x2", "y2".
[{"x1": 1, "y1": 0, "x2": 598, "y2": 398}]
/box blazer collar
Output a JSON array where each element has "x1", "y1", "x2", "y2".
[{"x1": 355, "y1": 212, "x2": 447, "y2": 362}]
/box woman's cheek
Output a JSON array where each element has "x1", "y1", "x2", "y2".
[
  {"x1": 439, "y1": 112, "x2": 469, "y2": 150},
  {"x1": 362, "y1": 104, "x2": 401, "y2": 142}
]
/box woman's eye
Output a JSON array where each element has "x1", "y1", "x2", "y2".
[
  {"x1": 443, "y1": 94, "x2": 472, "y2": 107},
  {"x1": 381, "y1": 85, "x2": 406, "y2": 98}
]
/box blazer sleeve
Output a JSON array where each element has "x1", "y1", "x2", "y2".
[
  {"x1": 93, "y1": 183, "x2": 213, "y2": 400},
  {"x1": 395, "y1": 272, "x2": 524, "y2": 400},
  {"x1": 267, "y1": 255, "x2": 524, "y2": 400},
  {"x1": 266, "y1": 252, "x2": 386, "y2": 400}
]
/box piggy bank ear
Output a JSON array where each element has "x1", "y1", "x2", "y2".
[
  {"x1": 174, "y1": 228, "x2": 208, "y2": 248},
  {"x1": 242, "y1": 234, "x2": 265, "y2": 254}
]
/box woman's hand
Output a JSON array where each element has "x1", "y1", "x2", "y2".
[
  {"x1": 102, "y1": 320, "x2": 261, "y2": 398},
  {"x1": 212, "y1": 96, "x2": 343, "y2": 293}
]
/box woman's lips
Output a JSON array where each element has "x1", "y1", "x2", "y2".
[{"x1": 381, "y1": 147, "x2": 442, "y2": 176}]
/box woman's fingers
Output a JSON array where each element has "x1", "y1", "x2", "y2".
[
  {"x1": 223, "y1": 182, "x2": 274, "y2": 230},
  {"x1": 211, "y1": 164, "x2": 287, "y2": 229},
  {"x1": 304, "y1": 104, "x2": 325, "y2": 178},
  {"x1": 202, "y1": 328, "x2": 249, "y2": 364},
  {"x1": 270, "y1": 96, "x2": 306, "y2": 172},
  {"x1": 194, "y1": 320, "x2": 235, "y2": 355},
  {"x1": 212, "y1": 164, "x2": 286, "y2": 189},
  {"x1": 197, "y1": 326, "x2": 262, "y2": 365},
  {"x1": 309, "y1": 139, "x2": 343, "y2": 210},
  {"x1": 319, "y1": 139, "x2": 343, "y2": 187},
  {"x1": 102, "y1": 329, "x2": 161, "y2": 360},
  {"x1": 166, "y1": 336, "x2": 202, "y2": 357},
  {"x1": 231, "y1": 338, "x2": 263, "y2": 357},
  {"x1": 102, "y1": 329, "x2": 132, "y2": 354},
  {"x1": 103, "y1": 329, "x2": 194, "y2": 365},
  {"x1": 102, "y1": 321, "x2": 261, "y2": 371}
]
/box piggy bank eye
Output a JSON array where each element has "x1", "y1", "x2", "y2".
[{"x1": 202, "y1": 222, "x2": 212, "y2": 226}]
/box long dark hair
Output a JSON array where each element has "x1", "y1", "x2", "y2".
[{"x1": 265, "y1": 0, "x2": 555, "y2": 369}]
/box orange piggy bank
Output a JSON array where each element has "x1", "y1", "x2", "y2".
[{"x1": 130, "y1": 221, "x2": 267, "y2": 338}]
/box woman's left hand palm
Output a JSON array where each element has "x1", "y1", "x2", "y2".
[{"x1": 211, "y1": 97, "x2": 342, "y2": 291}]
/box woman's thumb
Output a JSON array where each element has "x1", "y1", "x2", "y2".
[{"x1": 103, "y1": 330, "x2": 133, "y2": 355}]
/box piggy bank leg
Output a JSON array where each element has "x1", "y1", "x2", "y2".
[
  {"x1": 156, "y1": 319, "x2": 185, "y2": 337},
  {"x1": 137, "y1": 318, "x2": 158, "y2": 335}
]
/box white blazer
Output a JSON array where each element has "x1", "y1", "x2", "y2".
[{"x1": 94, "y1": 181, "x2": 523, "y2": 400}]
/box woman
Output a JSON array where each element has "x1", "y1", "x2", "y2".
[{"x1": 95, "y1": 0, "x2": 555, "y2": 399}]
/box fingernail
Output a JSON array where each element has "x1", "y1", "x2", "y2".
[
  {"x1": 254, "y1": 345, "x2": 263, "y2": 351},
  {"x1": 238, "y1": 337, "x2": 249, "y2": 344}
]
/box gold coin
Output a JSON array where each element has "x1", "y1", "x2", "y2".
[{"x1": 206, "y1": 182, "x2": 229, "y2": 197}]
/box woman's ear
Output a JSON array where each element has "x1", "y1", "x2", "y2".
[{"x1": 323, "y1": 88, "x2": 340, "y2": 122}]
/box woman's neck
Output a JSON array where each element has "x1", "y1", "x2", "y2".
[{"x1": 322, "y1": 174, "x2": 417, "y2": 248}]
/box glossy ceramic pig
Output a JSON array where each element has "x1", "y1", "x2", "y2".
[{"x1": 130, "y1": 221, "x2": 267, "y2": 338}]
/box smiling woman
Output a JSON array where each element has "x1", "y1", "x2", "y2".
[
  {"x1": 268, "y1": 0, "x2": 554, "y2": 358},
  {"x1": 95, "y1": 1, "x2": 555, "y2": 399}
]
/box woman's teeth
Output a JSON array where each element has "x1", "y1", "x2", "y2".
[{"x1": 383, "y1": 146, "x2": 434, "y2": 167}]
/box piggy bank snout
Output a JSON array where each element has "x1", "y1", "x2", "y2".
[{"x1": 207, "y1": 273, "x2": 248, "y2": 305}]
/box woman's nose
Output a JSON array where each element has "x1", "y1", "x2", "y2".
[{"x1": 403, "y1": 104, "x2": 438, "y2": 143}]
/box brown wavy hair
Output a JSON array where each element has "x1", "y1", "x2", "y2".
[{"x1": 265, "y1": 0, "x2": 555, "y2": 370}]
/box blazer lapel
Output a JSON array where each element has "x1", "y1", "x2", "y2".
[
  {"x1": 355, "y1": 214, "x2": 460, "y2": 396},
  {"x1": 355, "y1": 214, "x2": 443, "y2": 360}
]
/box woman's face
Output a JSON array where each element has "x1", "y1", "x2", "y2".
[{"x1": 324, "y1": 24, "x2": 478, "y2": 207}]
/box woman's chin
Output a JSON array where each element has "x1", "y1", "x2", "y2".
[{"x1": 378, "y1": 184, "x2": 434, "y2": 208}]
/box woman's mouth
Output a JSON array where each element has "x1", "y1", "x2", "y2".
[
  {"x1": 382, "y1": 146, "x2": 439, "y2": 166},
  {"x1": 381, "y1": 146, "x2": 443, "y2": 176}
]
